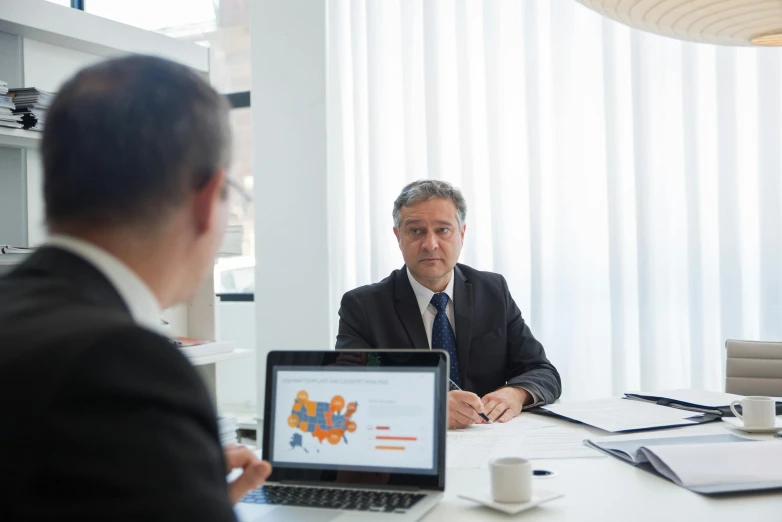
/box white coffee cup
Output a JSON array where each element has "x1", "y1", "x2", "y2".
[
  {"x1": 489, "y1": 456, "x2": 532, "y2": 504},
  {"x1": 729, "y1": 396, "x2": 777, "y2": 429}
]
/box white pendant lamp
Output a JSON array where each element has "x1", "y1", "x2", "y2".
[{"x1": 575, "y1": 0, "x2": 782, "y2": 46}]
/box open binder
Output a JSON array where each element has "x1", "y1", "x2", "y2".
[{"x1": 585, "y1": 433, "x2": 782, "y2": 494}]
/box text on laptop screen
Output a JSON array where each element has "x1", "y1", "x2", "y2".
[{"x1": 270, "y1": 367, "x2": 438, "y2": 475}]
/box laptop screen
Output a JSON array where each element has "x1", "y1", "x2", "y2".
[
  {"x1": 270, "y1": 366, "x2": 437, "y2": 474},
  {"x1": 263, "y1": 350, "x2": 448, "y2": 490}
]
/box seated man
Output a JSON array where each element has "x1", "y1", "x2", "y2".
[
  {"x1": 336, "y1": 180, "x2": 561, "y2": 429},
  {"x1": 0, "y1": 56, "x2": 269, "y2": 521}
]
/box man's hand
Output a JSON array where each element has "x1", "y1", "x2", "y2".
[
  {"x1": 481, "y1": 387, "x2": 530, "y2": 423},
  {"x1": 224, "y1": 444, "x2": 272, "y2": 504},
  {"x1": 448, "y1": 390, "x2": 488, "y2": 429}
]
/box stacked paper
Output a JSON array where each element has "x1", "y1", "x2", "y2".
[
  {"x1": 218, "y1": 416, "x2": 239, "y2": 445},
  {"x1": 9, "y1": 88, "x2": 55, "y2": 131},
  {"x1": 0, "y1": 82, "x2": 21, "y2": 129},
  {"x1": 175, "y1": 338, "x2": 235, "y2": 360},
  {"x1": 218, "y1": 224, "x2": 244, "y2": 257}
]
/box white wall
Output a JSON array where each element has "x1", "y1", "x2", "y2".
[
  {"x1": 216, "y1": 300, "x2": 257, "y2": 412},
  {"x1": 251, "y1": 1, "x2": 330, "y2": 419}
]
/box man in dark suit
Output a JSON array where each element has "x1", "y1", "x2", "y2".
[
  {"x1": 0, "y1": 56, "x2": 269, "y2": 521},
  {"x1": 337, "y1": 180, "x2": 561, "y2": 429}
]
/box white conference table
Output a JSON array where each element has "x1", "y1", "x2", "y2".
[{"x1": 426, "y1": 414, "x2": 782, "y2": 521}]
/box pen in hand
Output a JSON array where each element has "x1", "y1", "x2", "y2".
[{"x1": 449, "y1": 379, "x2": 493, "y2": 424}]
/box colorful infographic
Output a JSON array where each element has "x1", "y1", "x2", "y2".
[
  {"x1": 272, "y1": 369, "x2": 437, "y2": 472},
  {"x1": 287, "y1": 391, "x2": 358, "y2": 448}
]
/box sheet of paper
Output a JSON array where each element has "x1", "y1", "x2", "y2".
[
  {"x1": 542, "y1": 398, "x2": 704, "y2": 432},
  {"x1": 446, "y1": 427, "x2": 603, "y2": 468},
  {"x1": 448, "y1": 413, "x2": 556, "y2": 435}
]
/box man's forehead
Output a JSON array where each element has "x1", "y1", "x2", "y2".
[
  {"x1": 401, "y1": 208, "x2": 458, "y2": 225},
  {"x1": 401, "y1": 199, "x2": 457, "y2": 219}
]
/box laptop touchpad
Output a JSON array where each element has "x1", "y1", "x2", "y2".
[{"x1": 254, "y1": 508, "x2": 340, "y2": 522}]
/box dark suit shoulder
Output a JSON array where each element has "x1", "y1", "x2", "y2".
[
  {"x1": 60, "y1": 324, "x2": 210, "y2": 406},
  {"x1": 456, "y1": 263, "x2": 508, "y2": 290},
  {"x1": 1, "y1": 325, "x2": 232, "y2": 521},
  {"x1": 341, "y1": 268, "x2": 401, "y2": 301}
]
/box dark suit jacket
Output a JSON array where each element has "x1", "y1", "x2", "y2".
[
  {"x1": 0, "y1": 247, "x2": 236, "y2": 522},
  {"x1": 336, "y1": 264, "x2": 561, "y2": 404}
]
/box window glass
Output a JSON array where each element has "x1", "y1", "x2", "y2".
[
  {"x1": 84, "y1": 1, "x2": 254, "y2": 293},
  {"x1": 86, "y1": 0, "x2": 251, "y2": 93},
  {"x1": 215, "y1": 107, "x2": 254, "y2": 294}
]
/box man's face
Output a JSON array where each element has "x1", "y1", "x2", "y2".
[{"x1": 394, "y1": 198, "x2": 465, "y2": 288}]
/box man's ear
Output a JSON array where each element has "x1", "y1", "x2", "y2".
[
  {"x1": 193, "y1": 169, "x2": 228, "y2": 235},
  {"x1": 460, "y1": 224, "x2": 466, "y2": 244},
  {"x1": 393, "y1": 227, "x2": 401, "y2": 246}
]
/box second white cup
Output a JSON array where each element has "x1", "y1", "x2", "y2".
[
  {"x1": 729, "y1": 396, "x2": 776, "y2": 429},
  {"x1": 489, "y1": 456, "x2": 532, "y2": 503}
]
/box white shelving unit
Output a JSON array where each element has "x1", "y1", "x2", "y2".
[
  {"x1": 188, "y1": 348, "x2": 254, "y2": 367},
  {"x1": 0, "y1": 0, "x2": 239, "y2": 407},
  {"x1": 0, "y1": 126, "x2": 40, "y2": 149}
]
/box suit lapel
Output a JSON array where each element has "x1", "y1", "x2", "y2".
[
  {"x1": 394, "y1": 266, "x2": 429, "y2": 349},
  {"x1": 453, "y1": 265, "x2": 473, "y2": 379}
]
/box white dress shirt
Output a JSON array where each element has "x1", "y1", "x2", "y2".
[
  {"x1": 47, "y1": 235, "x2": 163, "y2": 333},
  {"x1": 406, "y1": 269, "x2": 456, "y2": 348},
  {"x1": 406, "y1": 267, "x2": 542, "y2": 406}
]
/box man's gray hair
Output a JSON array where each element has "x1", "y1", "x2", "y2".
[{"x1": 392, "y1": 180, "x2": 467, "y2": 229}]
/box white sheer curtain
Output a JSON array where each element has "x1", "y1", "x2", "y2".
[{"x1": 326, "y1": 0, "x2": 782, "y2": 400}]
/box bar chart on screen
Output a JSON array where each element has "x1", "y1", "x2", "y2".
[{"x1": 368, "y1": 424, "x2": 419, "y2": 451}]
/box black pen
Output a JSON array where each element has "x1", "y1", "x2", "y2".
[{"x1": 448, "y1": 379, "x2": 493, "y2": 424}]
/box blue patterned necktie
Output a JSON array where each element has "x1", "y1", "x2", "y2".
[{"x1": 430, "y1": 292, "x2": 462, "y2": 388}]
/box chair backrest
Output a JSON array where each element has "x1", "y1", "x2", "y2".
[{"x1": 725, "y1": 340, "x2": 782, "y2": 396}]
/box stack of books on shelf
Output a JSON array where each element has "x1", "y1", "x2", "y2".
[
  {"x1": 218, "y1": 416, "x2": 239, "y2": 445},
  {"x1": 9, "y1": 88, "x2": 55, "y2": 132},
  {"x1": 0, "y1": 81, "x2": 22, "y2": 129}
]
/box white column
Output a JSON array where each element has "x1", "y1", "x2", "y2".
[{"x1": 251, "y1": 0, "x2": 330, "y2": 424}]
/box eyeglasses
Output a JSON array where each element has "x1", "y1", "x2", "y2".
[{"x1": 226, "y1": 177, "x2": 252, "y2": 203}]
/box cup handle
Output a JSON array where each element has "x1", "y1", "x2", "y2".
[{"x1": 729, "y1": 400, "x2": 743, "y2": 421}]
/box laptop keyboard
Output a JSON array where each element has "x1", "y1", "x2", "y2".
[{"x1": 241, "y1": 485, "x2": 427, "y2": 514}]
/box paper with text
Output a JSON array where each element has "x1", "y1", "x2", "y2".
[{"x1": 447, "y1": 426, "x2": 603, "y2": 468}]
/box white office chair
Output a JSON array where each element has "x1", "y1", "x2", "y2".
[{"x1": 725, "y1": 340, "x2": 782, "y2": 396}]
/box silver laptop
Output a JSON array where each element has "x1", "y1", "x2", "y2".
[{"x1": 235, "y1": 350, "x2": 448, "y2": 522}]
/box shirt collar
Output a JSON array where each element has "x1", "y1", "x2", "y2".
[
  {"x1": 406, "y1": 268, "x2": 455, "y2": 317},
  {"x1": 47, "y1": 235, "x2": 164, "y2": 333}
]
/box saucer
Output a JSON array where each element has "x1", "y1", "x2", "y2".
[
  {"x1": 458, "y1": 490, "x2": 563, "y2": 515},
  {"x1": 722, "y1": 416, "x2": 782, "y2": 433}
]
